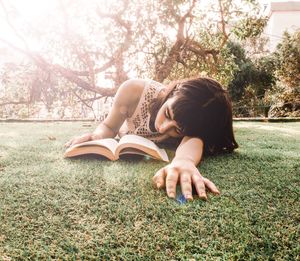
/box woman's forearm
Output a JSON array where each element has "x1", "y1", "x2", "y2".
[{"x1": 173, "y1": 136, "x2": 204, "y2": 165}]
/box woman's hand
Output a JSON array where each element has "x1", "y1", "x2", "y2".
[
  {"x1": 64, "y1": 133, "x2": 100, "y2": 148},
  {"x1": 152, "y1": 159, "x2": 220, "y2": 201}
]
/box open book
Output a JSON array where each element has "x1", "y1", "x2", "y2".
[{"x1": 64, "y1": 134, "x2": 169, "y2": 162}]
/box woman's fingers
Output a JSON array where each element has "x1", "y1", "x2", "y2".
[
  {"x1": 152, "y1": 168, "x2": 166, "y2": 189},
  {"x1": 64, "y1": 138, "x2": 80, "y2": 148},
  {"x1": 165, "y1": 167, "x2": 179, "y2": 199},
  {"x1": 203, "y1": 177, "x2": 220, "y2": 195},
  {"x1": 76, "y1": 133, "x2": 92, "y2": 144},
  {"x1": 192, "y1": 173, "x2": 207, "y2": 200},
  {"x1": 64, "y1": 133, "x2": 92, "y2": 148},
  {"x1": 154, "y1": 164, "x2": 220, "y2": 201},
  {"x1": 180, "y1": 172, "x2": 193, "y2": 201},
  {"x1": 64, "y1": 140, "x2": 72, "y2": 148}
]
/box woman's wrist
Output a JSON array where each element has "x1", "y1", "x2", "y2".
[
  {"x1": 172, "y1": 156, "x2": 195, "y2": 166},
  {"x1": 91, "y1": 132, "x2": 102, "y2": 140},
  {"x1": 92, "y1": 122, "x2": 117, "y2": 140}
]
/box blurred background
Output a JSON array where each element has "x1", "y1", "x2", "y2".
[{"x1": 0, "y1": 0, "x2": 299, "y2": 120}]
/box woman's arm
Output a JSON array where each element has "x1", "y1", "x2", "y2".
[
  {"x1": 152, "y1": 136, "x2": 220, "y2": 200},
  {"x1": 65, "y1": 79, "x2": 144, "y2": 147},
  {"x1": 173, "y1": 136, "x2": 203, "y2": 165}
]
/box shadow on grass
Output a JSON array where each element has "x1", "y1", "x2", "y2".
[{"x1": 65, "y1": 154, "x2": 150, "y2": 162}]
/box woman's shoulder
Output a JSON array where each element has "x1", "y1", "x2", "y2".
[
  {"x1": 116, "y1": 79, "x2": 164, "y2": 117},
  {"x1": 122, "y1": 79, "x2": 165, "y2": 90},
  {"x1": 118, "y1": 79, "x2": 165, "y2": 100},
  {"x1": 119, "y1": 79, "x2": 162, "y2": 92}
]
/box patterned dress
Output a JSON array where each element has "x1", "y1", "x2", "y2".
[{"x1": 119, "y1": 80, "x2": 168, "y2": 143}]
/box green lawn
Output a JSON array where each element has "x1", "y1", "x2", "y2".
[{"x1": 0, "y1": 121, "x2": 299, "y2": 260}]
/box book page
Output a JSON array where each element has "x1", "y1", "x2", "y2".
[
  {"x1": 64, "y1": 146, "x2": 116, "y2": 160},
  {"x1": 117, "y1": 134, "x2": 169, "y2": 162},
  {"x1": 67, "y1": 139, "x2": 118, "y2": 155}
]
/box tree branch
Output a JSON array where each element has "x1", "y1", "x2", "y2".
[
  {"x1": 218, "y1": 0, "x2": 229, "y2": 48},
  {"x1": 0, "y1": 38, "x2": 117, "y2": 97},
  {"x1": 96, "y1": 0, "x2": 132, "y2": 86},
  {"x1": 154, "y1": 0, "x2": 197, "y2": 82},
  {"x1": 0, "y1": 99, "x2": 29, "y2": 106}
]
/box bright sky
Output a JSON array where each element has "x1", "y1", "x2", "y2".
[
  {"x1": 0, "y1": 0, "x2": 288, "y2": 88},
  {"x1": 0, "y1": 0, "x2": 271, "y2": 46},
  {"x1": 9, "y1": 0, "x2": 56, "y2": 19},
  {"x1": 0, "y1": 0, "x2": 57, "y2": 51},
  {"x1": 0, "y1": 0, "x2": 279, "y2": 60},
  {"x1": 0, "y1": 0, "x2": 55, "y2": 30}
]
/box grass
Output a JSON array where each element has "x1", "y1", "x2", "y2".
[{"x1": 0, "y1": 121, "x2": 299, "y2": 260}]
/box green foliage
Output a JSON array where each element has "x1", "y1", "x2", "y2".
[
  {"x1": 233, "y1": 17, "x2": 268, "y2": 40},
  {"x1": 0, "y1": 62, "x2": 76, "y2": 118},
  {"x1": 0, "y1": 0, "x2": 280, "y2": 118},
  {"x1": 215, "y1": 47, "x2": 238, "y2": 86},
  {"x1": 226, "y1": 41, "x2": 252, "y2": 101},
  {"x1": 225, "y1": 41, "x2": 276, "y2": 117},
  {"x1": 253, "y1": 55, "x2": 277, "y2": 96},
  {"x1": 273, "y1": 30, "x2": 300, "y2": 88},
  {"x1": 0, "y1": 62, "x2": 34, "y2": 102},
  {"x1": 226, "y1": 41, "x2": 275, "y2": 101},
  {"x1": 267, "y1": 84, "x2": 300, "y2": 117},
  {"x1": 0, "y1": 62, "x2": 32, "y2": 118},
  {"x1": 265, "y1": 30, "x2": 300, "y2": 117}
]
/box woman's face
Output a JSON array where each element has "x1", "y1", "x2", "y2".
[{"x1": 154, "y1": 97, "x2": 183, "y2": 138}]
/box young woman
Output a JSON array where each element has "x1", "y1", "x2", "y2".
[{"x1": 65, "y1": 77, "x2": 238, "y2": 201}]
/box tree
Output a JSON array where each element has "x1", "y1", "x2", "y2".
[
  {"x1": 268, "y1": 30, "x2": 300, "y2": 117},
  {"x1": 226, "y1": 41, "x2": 276, "y2": 116},
  {"x1": 0, "y1": 0, "x2": 265, "y2": 118},
  {"x1": 273, "y1": 30, "x2": 300, "y2": 88}
]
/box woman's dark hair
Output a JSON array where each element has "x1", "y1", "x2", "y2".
[{"x1": 149, "y1": 77, "x2": 238, "y2": 155}]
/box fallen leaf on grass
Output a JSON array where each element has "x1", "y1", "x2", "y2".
[
  {"x1": 2, "y1": 255, "x2": 11, "y2": 261},
  {"x1": 0, "y1": 234, "x2": 6, "y2": 242}
]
